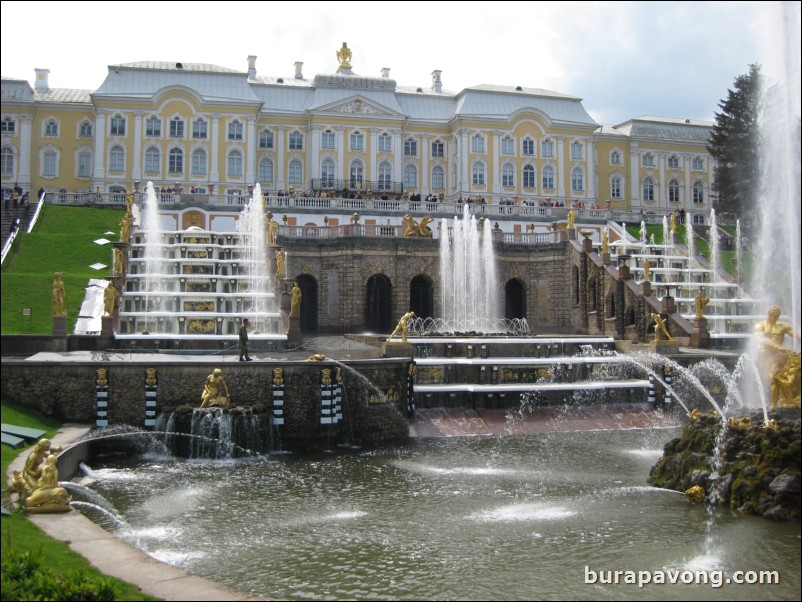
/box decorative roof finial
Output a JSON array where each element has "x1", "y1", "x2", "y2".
[{"x1": 336, "y1": 42, "x2": 353, "y2": 73}]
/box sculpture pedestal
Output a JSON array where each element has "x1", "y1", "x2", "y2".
[
  {"x1": 690, "y1": 317, "x2": 711, "y2": 348},
  {"x1": 601, "y1": 252, "x2": 611, "y2": 266},
  {"x1": 287, "y1": 315, "x2": 302, "y2": 346},
  {"x1": 384, "y1": 341, "x2": 414, "y2": 359},
  {"x1": 641, "y1": 281, "x2": 652, "y2": 297},
  {"x1": 51, "y1": 315, "x2": 67, "y2": 336},
  {"x1": 101, "y1": 315, "x2": 114, "y2": 336},
  {"x1": 650, "y1": 339, "x2": 679, "y2": 355}
]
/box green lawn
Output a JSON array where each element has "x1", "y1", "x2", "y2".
[
  {"x1": 1, "y1": 204, "x2": 124, "y2": 334},
  {"x1": 1, "y1": 400, "x2": 158, "y2": 601}
]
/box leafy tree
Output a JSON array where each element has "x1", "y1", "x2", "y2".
[{"x1": 708, "y1": 64, "x2": 761, "y2": 221}]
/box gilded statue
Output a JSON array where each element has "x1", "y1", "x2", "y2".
[
  {"x1": 601, "y1": 227, "x2": 609, "y2": 254},
  {"x1": 114, "y1": 248, "x2": 124, "y2": 275},
  {"x1": 308, "y1": 353, "x2": 327, "y2": 361},
  {"x1": 642, "y1": 259, "x2": 651, "y2": 282},
  {"x1": 52, "y1": 272, "x2": 66, "y2": 317},
  {"x1": 120, "y1": 214, "x2": 132, "y2": 242},
  {"x1": 401, "y1": 214, "x2": 434, "y2": 238},
  {"x1": 12, "y1": 438, "x2": 71, "y2": 512},
  {"x1": 267, "y1": 219, "x2": 278, "y2": 245},
  {"x1": 388, "y1": 311, "x2": 416, "y2": 343},
  {"x1": 694, "y1": 289, "x2": 710, "y2": 319},
  {"x1": 566, "y1": 208, "x2": 576, "y2": 231},
  {"x1": 125, "y1": 191, "x2": 135, "y2": 216},
  {"x1": 336, "y1": 42, "x2": 353, "y2": 67},
  {"x1": 753, "y1": 305, "x2": 801, "y2": 409},
  {"x1": 103, "y1": 282, "x2": 118, "y2": 316},
  {"x1": 651, "y1": 313, "x2": 674, "y2": 341},
  {"x1": 670, "y1": 213, "x2": 677, "y2": 234},
  {"x1": 200, "y1": 368, "x2": 230, "y2": 409},
  {"x1": 275, "y1": 249, "x2": 286, "y2": 278},
  {"x1": 290, "y1": 281, "x2": 302, "y2": 317}
]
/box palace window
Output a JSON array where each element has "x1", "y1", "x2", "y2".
[
  {"x1": 404, "y1": 138, "x2": 417, "y2": 156},
  {"x1": 611, "y1": 176, "x2": 622, "y2": 199},
  {"x1": 350, "y1": 160, "x2": 364, "y2": 185},
  {"x1": 43, "y1": 150, "x2": 57, "y2": 177},
  {"x1": 45, "y1": 119, "x2": 59, "y2": 137},
  {"x1": 228, "y1": 120, "x2": 243, "y2": 141},
  {"x1": 431, "y1": 165, "x2": 444, "y2": 190},
  {"x1": 79, "y1": 121, "x2": 93, "y2": 138},
  {"x1": 378, "y1": 161, "x2": 392, "y2": 190},
  {"x1": 169, "y1": 118, "x2": 184, "y2": 138},
  {"x1": 523, "y1": 164, "x2": 535, "y2": 189},
  {"x1": 168, "y1": 148, "x2": 183, "y2": 174},
  {"x1": 501, "y1": 136, "x2": 514, "y2": 156},
  {"x1": 379, "y1": 133, "x2": 392, "y2": 152},
  {"x1": 668, "y1": 179, "x2": 680, "y2": 204},
  {"x1": 350, "y1": 131, "x2": 364, "y2": 151},
  {"x1": 542, "y1": 165, "x2": 555, "y2": 189},
  {"x1": 642, "y1": 152, "x2": 655, "y2": 167},
  {"x1": 692, "y1": 157, "x2": 705, "y2": 170},
  {"x1": 259, "y1": 130, "x2": 274, "y2": 149},
  {"x1": 472, "y1": 162, "x2": 485, "y2": 186},
  {"x1": 322, "y1": 130, "x2": 335, "y2": 149},
  {"x1": 571, "y1": 167, "x2": 584, "y2": 191},
  {"x1": 404, "y1": 164, "x2": 417, "y2": 188},
  {"x1": 192, "y1": 119, "x2": 207, "y2": 139},
  {"x1": 522, "y1": 138, "x2": 535, "y2": 156},
  {"x1": 227, "y1": 149, "x2": 243, "y2": 177},
  {"x1": 668, "y1": 154, "x2": 680, "y2": 169},
  {"x1": 258, "y1": 157, "x2": 273, "y2": 185},
  {"x1": 502, "y1": 163, "x2": 515, "y2": 187},
  {"x1": 77, "y1": 152, "x2": 92, "y2": 178},
  {"x1": 1, "y1": 147, "x2": 14, "y2": 175},
  {"x1": 146, "y1": 116, "x2": 161, "y2": 137},
  {"x1": 110, "y1": 115, "x2": 126, "y2": 136},
  {"x1": 1, "y1": 118, "x2": 15, "y2": 134},
  {"x1": 642, "y1": 177, "x2": 655, "y2": 202},
  {"x1": 471, "y1": 134, "x2": 485, "y2": 154},
  {"x1": 109, "y1": 146, "x2": 125, "y2": 172},
  {"x1": 321, "y1": 158, "x2": 335, "y2": 188},
  {"x1": 191, "y1": 149, "x2": 207, "y2": 176},
  {"x1": 610, "y1": 150, "x2": 621, "y2": 165},
  {"x1": 288, "y1": 159, "x2": 303, "y2": 185},
  {"x1": 431, "y1": 140, "x2": 444, "y2": 158},
  {"x1": 693, "y1": 181, "x2": 705, "y2": 204},
  {"x1": 289, "y1": 131, "x2": 304, "y2": 150},
  {"x1": 570, "y1": 141, "x2": 583, "y2": 160},
  {"x1": 145, "y1": 148, "x2": 160, "y2": 173},
  {"x1": 541, "y1": 139, "x2": 554, "y2": 158}
]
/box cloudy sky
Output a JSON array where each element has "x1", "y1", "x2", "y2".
[{"x1": 1, "y1": 1, "x2": 794, "y2": 125}]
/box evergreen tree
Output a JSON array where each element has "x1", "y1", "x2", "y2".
[{"x1": 708, "y1": 64, "x2": 761, "y2": 220}]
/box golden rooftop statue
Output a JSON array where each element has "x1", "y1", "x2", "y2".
[{"x1": 336, "y1": 42, "x2": 353, "y2": 72}]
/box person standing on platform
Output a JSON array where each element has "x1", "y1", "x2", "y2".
[{"x1": 239, "y1": 318, "x2": 253, "y2": 361}]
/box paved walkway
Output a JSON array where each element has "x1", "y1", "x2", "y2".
[{"x1": 6, "y1": 424, "x2": 267, "y2": 601}]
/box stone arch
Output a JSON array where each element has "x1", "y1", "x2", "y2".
[
  {"x1": 365, "y1": 274, "x2": 392, "y2": 333},
  {"x1": 295, "y1": 274, "x2": 318, "y2": 333},
  {"x1": 409, "y1": 274, "x2": 433, "y2": 319},
  {"x1": 504, "y1": 278, "x2": 526, "y2": 320}
]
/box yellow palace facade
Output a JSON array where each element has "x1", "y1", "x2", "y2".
[{"x1": 2, "y1": 49, "x2": 715, "y2": 214}]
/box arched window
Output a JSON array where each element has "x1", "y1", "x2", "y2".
[
  {"x1": 431, "y1": 165, "x2": 445, "y2": 190},
  {"x1": 288, "y1": 159, "x2": 303, "y2": 185},
  {"x1": 379, "y1": 161, "x2": 392, "y2": 191},
  {"x1": 259, "y1": 129, "x2": 274, "y2": 149},
  {"x1": 542, "y1": 165, "x2": 555, "y2": 190},
  {"x1": 146, "y1": 116, "x2": 161, "y2": 137},
  {"x1": 541, "y1": 138, "x2": 554, "y2": 158},
  {"x1": 110, "y1": 114, "x2": 126, "y2": 136},
  {"x1": 472, "y1": 161, "x2": 485, "y2": 186},
  {"x1": 471, "y1": 134, "x2": 485, "y2": 153},
  {"x1": 191, "y1": 148, "x2": 207, "y2": 176},
  {"x1": 521, "y1": 137, "x2": 535, "y2": 156},
  {"x1": 404, "y1": 164, "x2": 418, "y2": 189},
  {"x1": 145, "y1": 147, "x2": 160, "y2": 174},
  {"x1": 79, "y1": 121, "x2": 93, "y2": 138},
  {"x1": 1, "y1": 117, "x2": 15, "y2": 134},
  {"x1": 570, "y1": 140, "x2": 583, "y2": 160},
  {"x1": 668, "y1": 154, "x2": 680, "y2": 169},
  {"x1": 45, "y1": 119, "x2": 59, "y2": 136},
  {"x1": 350, "y1": 159, "x2": 364, "y2": 187},
  {"x1": 350, "y1": 131, "x2": 364, "y2": 151},
  {"x1": 228, "y1": 119, "x2": 243, "y2": 140},
  {"x1": 404, "y1": 138, "x2": 417, "y2": 156},
  {"x1": 227, "y1": 149, "x2": 243, "y2": 177},
  {"x1": 571, "y1": 167, "x2": 584, "y2": 192},
  {"x1": 322, "y1": 129, "x2": 335, "y2": 149},
  {"x1": 1, "y1": 147, "x2": 15, "y2": 176},
  {"x1": 289, "y1": 131, "x2": 304, "y2": 150},
  {"x1": 668, "y1": 179, "x2": 680, "y2": 204},
  {"x1": 502, "y1": 163, "x2": 515, "y2": 187},
  {"x1": 109, "y1": 145, "x2": 125, "y2": 172},
  {"x1": 258, "y1": 157, "x2": 273, "y2": 184},
  {"x1": 192, "y1": 118, "x2": 207, "y2": 139},
  {"x1": 501, "y1": 136, "x2": 514, "y2": 155},
  {"x1": 693, "y1": 181, "x2": 705, "y2": 204},
  {"x1": 169, "y1": 117, "x2": 184, "y2": 138},
  {"x1": 523, "y1": 165, "x2": 536, "y2": 189},
  {"x1": 168, "y1": 148, "x2": 183, "y2": 174},
  {"x1": 610, "y1": 149, "x2": 621, "y2": 165},
  {"x1": 642, "y1": 177, "x2": 655, "y2": 202},
  {"x1": 321, "y1": 158, "x2": 335, "y2": 188},
  {"x1": 642, "y1": 152, "x2": 655, "y2": 167}
]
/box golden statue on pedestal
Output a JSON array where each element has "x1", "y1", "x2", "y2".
[
  {"x1": 651, "y1": 313, "x2": 674, "y2": 342},
  {"x1": 200, "y1": 368, "x2": 230, "y2": 409},
  {"x1": 401, "y1": 214, "x2": 433, "y2": 238},
  {"x1": 388, "y1": 311, "x2": 416, "y2": 344},
  {"x1": 694, "y1": 289, "x2": 710, "y2": 319},
  {"x1": 51, "y1": 272, "x2": 66, "y2": 317},
  {"x1": 753, "y1": 305, "x2": 801, "y2": 409},
  {"x1": 12, "y1": 439, "x2": 71, "y2": 512}
]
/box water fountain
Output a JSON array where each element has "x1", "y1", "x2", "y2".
[{"x1": 116, "y1": 182, "x2": 285, "y2": 347}]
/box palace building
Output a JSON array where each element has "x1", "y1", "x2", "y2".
[{"x1": 2, "y1": 47, "x2": 714, "y2": 213}]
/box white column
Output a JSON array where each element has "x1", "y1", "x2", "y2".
[
  {"x1": 336, "y1": 127, "x2": 345, "y2": 182},
  {"x1": 459, "y1": 129, "x2": 469, "y2": 193},
  {"x1": 393, "y1": 129, "x2": 402, "y2": 187},
  {"x1": 210, "y1": 114, "x2": 220, "y2": 183},
  {"x1": 132, "y1": 111, "x2": 143, "y2": 180},
  {"x1": 370, "y1": 128, "x2": 379, "y2": 182},
  {"x1": 18, "y1": 115, "x2": 33, "y2": 186},
  {"x1": 683, "y1": 155, "x2": 691, "y2": 211},
  {"x1": 421, "y1": 134, "x2": 429, "y2": 194},
  {"x1": 629, "y1": 145, "x2": 640, "y2": 207},
  {"x1": 93, "y1": 110, "x2": 106, "y2": 180},
  {"x1": 585, "y1": 139, "x2": 595, "y2": 200},
  {"x1": 556, "y1": 137, "x2": 565, "y2": 197},
  {"x1": 246, "y1": 117, "x2": 257, "y2": 184},
  {"x1": 276, "y1": 126, "x2": 285, "y2": 190},
  {"x1": 309, "y1": 126, "x2": 320, "y2": 185},
  {"x1": 492, "y1": 130, "x2": 501, "y2": 197}
]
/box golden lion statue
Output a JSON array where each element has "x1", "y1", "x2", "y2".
[{"x1": 402, "y1": 214, "x2": 433, "y2": 238}]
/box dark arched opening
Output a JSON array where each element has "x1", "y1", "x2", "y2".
[
  {"x1": 366, "y1": 274, "x2": 392, "y2": 333},
  {"x1": 504, "y1": 278, "x2": 526, "y2": 320},
  {"x1": 410, "y1": 275, "x2": 433, "y2": 319},
  {"x1": 295, "y1": 274, "x2": 318, "y2": 333}
]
